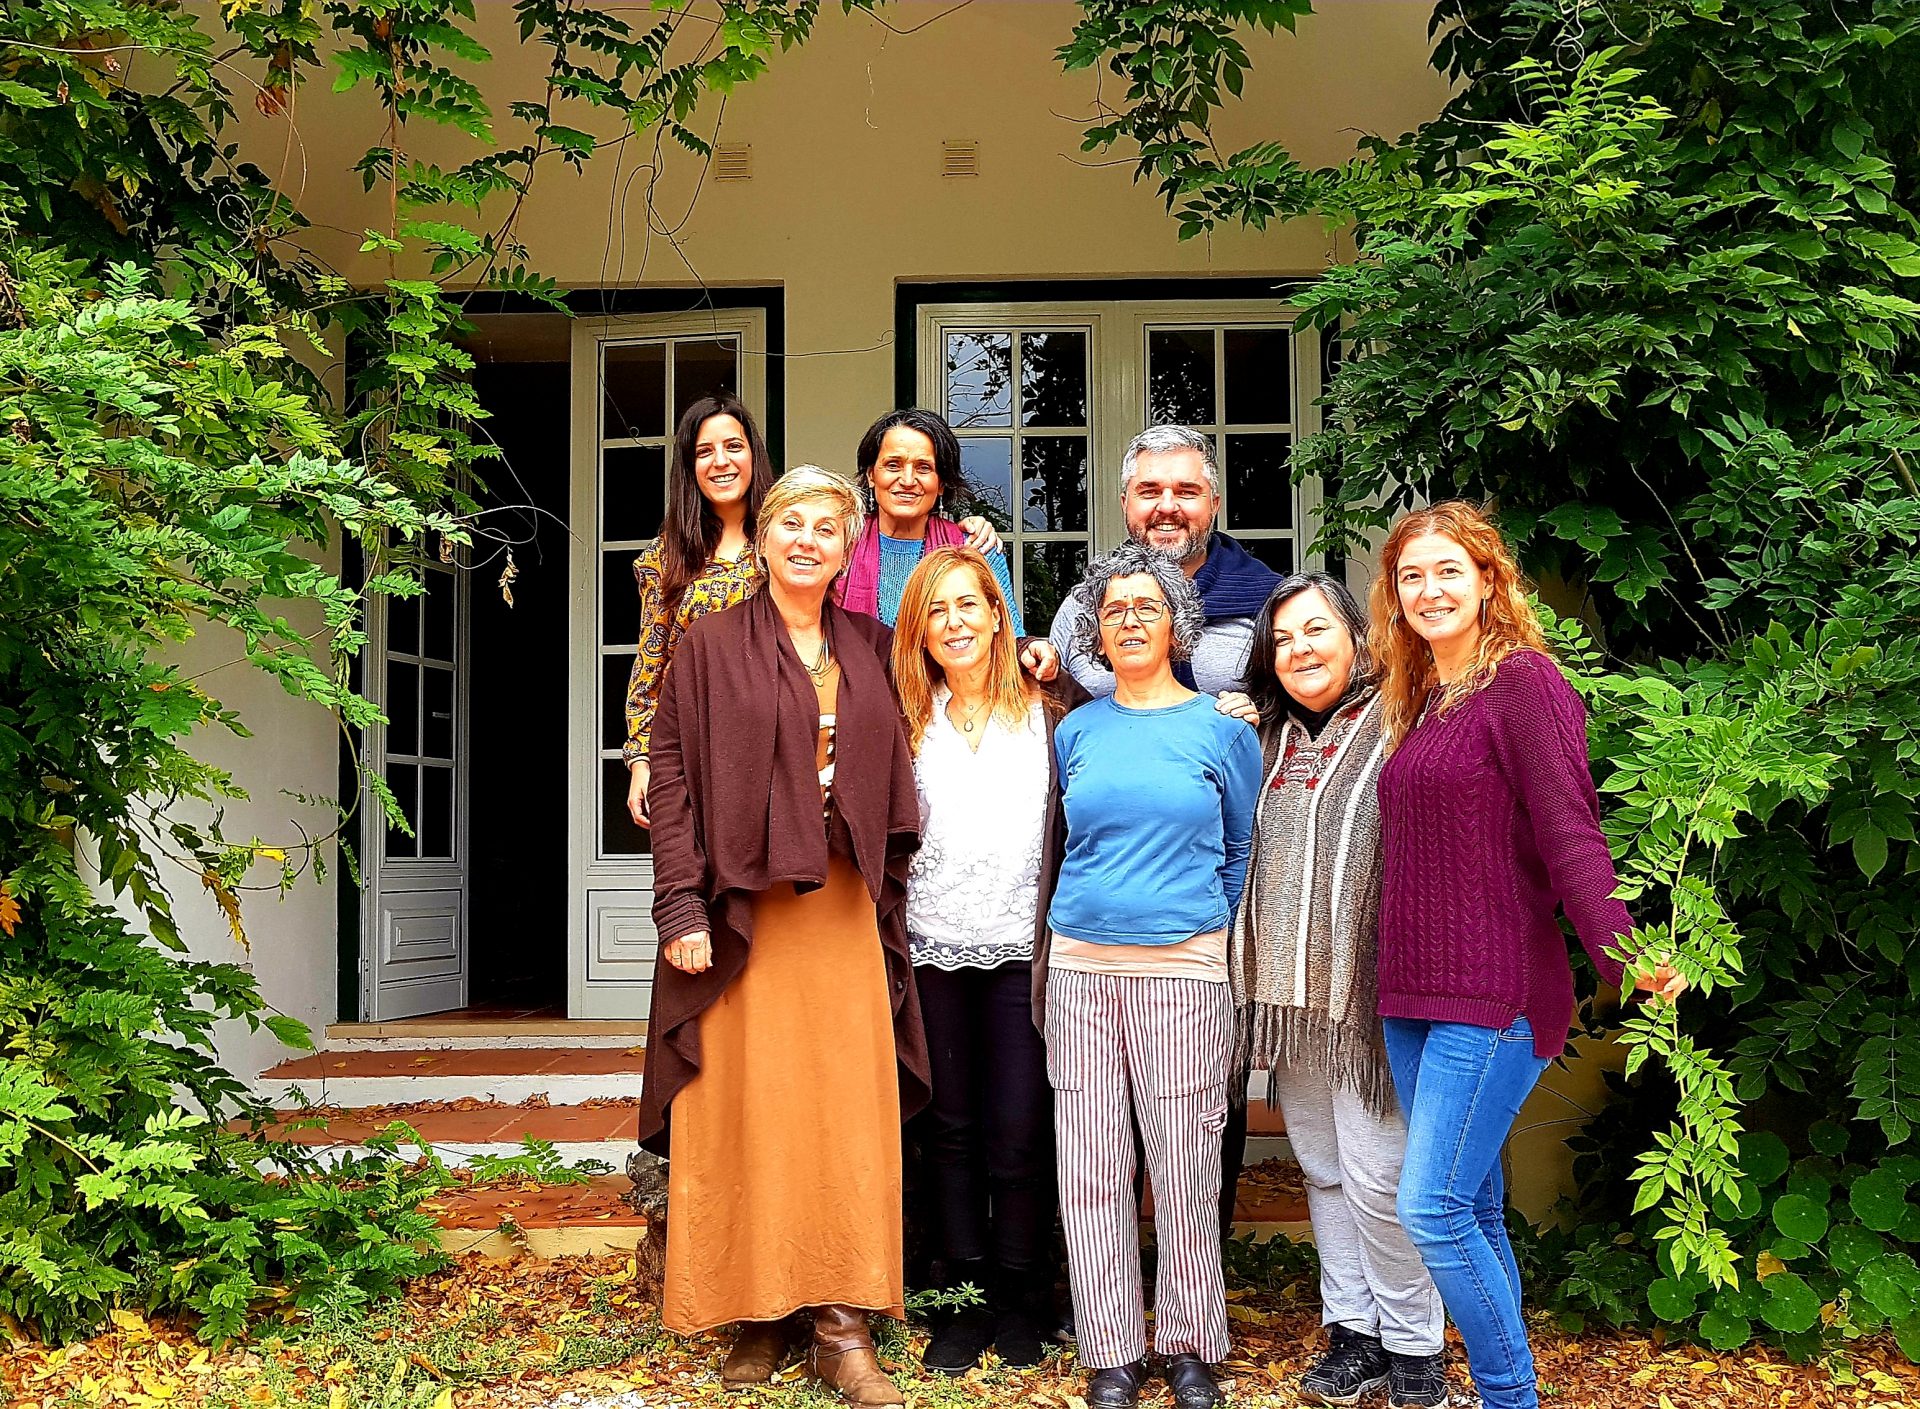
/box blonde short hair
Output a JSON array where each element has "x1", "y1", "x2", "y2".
[{"x1": 755, "y1": 466, "x2": 866, "y2": 566}]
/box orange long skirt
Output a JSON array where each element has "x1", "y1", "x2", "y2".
[{"x1": 662, "y1": 853, "x2": 905, "y2": 1333}]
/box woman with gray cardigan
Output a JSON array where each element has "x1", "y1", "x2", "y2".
[{"x1": 1220, "y1": 572, "x2": 1447, "y2": 1409}]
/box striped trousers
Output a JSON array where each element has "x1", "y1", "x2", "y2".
[{"x1": 1044, "y1": 967, "x2": 1233, "y2": 1367}]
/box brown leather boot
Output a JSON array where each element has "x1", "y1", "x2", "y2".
[
  {"x1": 720, "y1": 1318, "x2": 794, "y2": 1390},
  {"x1": 805, "y1": 1304, "x2": 904, "y2": 1406}
]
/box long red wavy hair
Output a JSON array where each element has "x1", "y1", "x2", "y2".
[
  {"x1": 891, "y1": 548, "x2": 1046, "y2": 754},
  {"x1": 1368, "y1": 501, "x2": 1548, "y2": 744}
]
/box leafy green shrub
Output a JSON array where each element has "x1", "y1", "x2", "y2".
[
  {"x1": 1062, "y1": 0, "x2": 1920, "y2": 1360},
  {"x1": 0, "y1": 244, "x2": 463, "y2": 1342}
]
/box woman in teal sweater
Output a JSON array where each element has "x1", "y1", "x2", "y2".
[{"x1": 1043, "y1": 538, "x2": 1261, "y2": 1409}]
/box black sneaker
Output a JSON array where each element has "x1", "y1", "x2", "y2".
[
  {"x1": 923, "y1": 1303, "x2": 994, "y2": 1375},
  {"x1": 1300, "y1": 1325, "x2": 1389, "y2": 1405},
  {"x1": 1386, "y1": 1350, "x2": 1449, "y2": 1408}
]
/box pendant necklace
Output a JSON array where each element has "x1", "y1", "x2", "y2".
[
  {"x1": 803, "y1": 635, "x2": 833, "y2": 684},
  {"x1": 952, "y1": 693, "x2": 988, "y2": 733}
]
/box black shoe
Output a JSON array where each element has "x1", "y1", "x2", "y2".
[
  {"x1": 923, "y1": 1302, "x2": 994, "y2": 1375},
  {"x1": 1163, "y1": 1353, "x2": 1224, "y2": 1409},
  {"x1": 1085, "y1": 1359, "x2": 1149, "y2": 1408},
  {"x1": 1300, "y1": 1325, "x2": 1389, "y2": 1405},
  {"x1": 990, "y1": 1268, "x2": 1048, "y2": 1367},
  {"x1": 1054, "y1": 1304, "x2": 1077, "y2": 1344},
  {"x1": 1386, "y1": 1350, "x2": 1449, "y2": 1408}
]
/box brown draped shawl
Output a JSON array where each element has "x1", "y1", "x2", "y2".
[{"x1": 637, "y1": 589, "x2": 930, "y2": 1154}]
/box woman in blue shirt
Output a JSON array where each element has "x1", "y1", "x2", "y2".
[{"x1": 1043, "y1": 538, "x2": 1261, "y2": 1409}]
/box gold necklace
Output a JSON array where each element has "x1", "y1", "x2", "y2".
[
  {"x1": 802, "y1": 635, "x2": 833, "y2": 683},
  {"x1": 950, "y1": 692, "x2": 989, "y2": 734}
]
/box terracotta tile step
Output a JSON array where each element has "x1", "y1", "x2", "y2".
[
  {"x1": 1246, "y1": 1102, "x2": 1286, "y2": 1136},
  {"x1": 241, "y1": 1099, "x2": 641, "y2": 1146},
  {"x1": 261, "y1": 1046, "x2": 648, "y2": 1081},
  {"x1": 425, "y1": 1173, "x2": 647, "y2": 1231}
]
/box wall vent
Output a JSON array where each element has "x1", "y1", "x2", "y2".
[
  {"x1": 941, "y1": 139, "x2": 980, "y2": 178},
  {"x1": 714, "y1": 143, "x2": 752, "y2": 181}
]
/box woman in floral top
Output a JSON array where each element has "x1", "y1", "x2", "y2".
[{"x1": 622, "y1": 394, "x2": 774, "y2": 826}]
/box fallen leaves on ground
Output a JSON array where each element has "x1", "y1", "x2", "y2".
[{"x1": 4, "y1": 1252, "x2": 1916, "y2": 1409}]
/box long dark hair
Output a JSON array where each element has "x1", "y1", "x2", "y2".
[
  {"x1": 657, "y1": 394, "x2": 773, "y2": 618},
  {"x1": 855, "y1": 407, "x2": 973, "y2": 518},
  {"x1": 1242, "y1": 570, "x2": 1377, "y2": 725}
]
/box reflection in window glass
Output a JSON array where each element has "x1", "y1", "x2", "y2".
[
  {"x1": 1020, "y1": 332, "x2": 1088, "y2": 427},
  {"x1": 603, "y1": 342, "x2": 666, "y2": 439},
  {"x1": 385, "y1": 763, "x2": 417, "y2": 860},
  {"x1": 423, "y1": 567, "x2": 455, "y2": 662},
  {"x1": 422, "y1": 666, "x2": 454, "y2": 760},
  {"x1": 957, "y1": 437, "x2": 1015, "y2": 530},
  {"x1": 603, "y1": 758, "x2": 652, "y2": 858},
  {"x1": 420, "y1": 763, "x2": 454, "y2": 859},
  {"x1": 945, "y1": 332, "x2": 1013, "y2": 428},
  {"x1": 1147, "y1": 329, "x2": 1214, "y2": 425},
  {"x1": 388, "y1": 589, "x2": 419, "y2": 657},
  {"x1": 603, "y1": 653, "x2": 634, "y2": 752},
  {"x1": 603, "y1": 445, "x2": 666, "y2": 546},
  {"x1": 1223, "y1": 328, "x2": 1291, "y2": 425},
  {"x1": 385, "y1": 661, "x2": 418, "y2": 757},
  {"x1": 1023, "y1": 540, "x2": 1087, "y2": 636},
  {"x1": 1020, "y1": 438, "x2": 1088, "y2": 532},
  {"x1": 673, "y1": 339, "x2": 739, "y2": 419},
  {"x1": 1225, "y1": 433, "x2": 1294, "y2": 532}
]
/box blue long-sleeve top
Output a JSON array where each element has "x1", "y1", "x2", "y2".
[{"x1": 1047, "y1": 694, "x2": 1262, "y2": 945}]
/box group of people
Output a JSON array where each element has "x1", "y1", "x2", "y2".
[{"x1": 626, "y1": 399, "x2": 1687, "y2": 1409}]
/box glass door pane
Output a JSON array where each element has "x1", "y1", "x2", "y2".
[
  {"x1": 595, "y1": 335, "x2": 743, "y2": 860},
  {"x1": 942, "y1": 326, "x2": 1092, "y2": 631}
]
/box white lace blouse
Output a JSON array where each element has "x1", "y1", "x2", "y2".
[{"x1": 906, "y1": 689, "x2": 1049, "y2": 970}]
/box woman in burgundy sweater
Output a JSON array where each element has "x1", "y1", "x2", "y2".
[{"x1": 1368, "y1": 502, "x2": 1683, "y2": 1409}]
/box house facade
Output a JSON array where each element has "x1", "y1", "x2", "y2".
[{"x1": 172, "y1": 2, "x2": 1614, "y2": 1211}]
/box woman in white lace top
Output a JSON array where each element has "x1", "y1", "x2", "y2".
[{"x1": 891, "y1": 548, "x2": 1087, "y2": 1376}]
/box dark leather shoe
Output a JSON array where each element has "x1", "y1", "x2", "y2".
[
  {"x1": 720, "y1": 1318, "x2": 796, "y2": 1389},
  {"x1": 1164, "y1": 1353, "x2": 1225, "y2": 1409},
  {"x1": 1085, "y1": 1358, "x2": 1150, "y2": 1407}
]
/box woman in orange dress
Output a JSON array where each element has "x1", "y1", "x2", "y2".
[{"x1": 639, "y1": 466, "x2": 929, "y2": 1407}]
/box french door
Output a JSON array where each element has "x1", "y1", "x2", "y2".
[
  {"x1": 916, "y1": 299, "x2": 1323, "y2": 631},
  {"x1": 567, "y1": 311, "x2": 767, "y2": 1018},
  {"x1": 361, "y1": 554, "x2": 471, "y2": 1020}
]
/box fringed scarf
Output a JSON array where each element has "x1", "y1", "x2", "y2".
[{"x1": 1230, "y1": 687, "x2": 1397, "y2": 1117}]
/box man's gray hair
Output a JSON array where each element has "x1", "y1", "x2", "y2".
[
  {"x1": 1119, "y1": 424, "x2": 1218, "y2": 495},
  {"x1": 1070, "y1": 538, "x2": 1207, "y2": 672}
]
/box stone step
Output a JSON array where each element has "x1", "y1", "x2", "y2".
[
  {"x1": 324, "y1": 1020, "x2": 648, "y2": 1051},
  {"x1": 258, "y1": 1046, "x2": 648, "y2": 1107},
  {"x1": 426, "y1": 1172, "x2": 649, "y2": 1259}
]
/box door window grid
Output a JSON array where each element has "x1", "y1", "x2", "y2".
[
  {"x1": 383, "y1": 559, "x2": 459, "y2": 864},
  {"x1": 1145, "y1": 323, "x2": 1298, "y2": 576},
  {"x1": 941, "y1": 326, "x2": 1092, "y2": 632},
  {"x1": 595, "y1": 334, "x2": 743, "y2": 861}
]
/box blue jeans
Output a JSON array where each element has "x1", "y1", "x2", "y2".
[{"x1": 1382, "y1": 1017, "x2": 1551, "y2": 1409}]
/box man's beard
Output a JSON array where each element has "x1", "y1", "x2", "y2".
[{"x1": 1137, "y1": 521, "x2": 1212, "y2": 566}]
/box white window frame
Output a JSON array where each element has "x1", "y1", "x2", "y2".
[
  {"x1": 916, "y1": 299, "x2": 1324, "y2": 589},
  {"x1": 566, "y1": 309, "x2": 768, "y2": 1018}
]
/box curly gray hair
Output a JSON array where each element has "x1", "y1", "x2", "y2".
[{"x1": 1070, "y1": 538, "x2": 1206, "y2": 672}]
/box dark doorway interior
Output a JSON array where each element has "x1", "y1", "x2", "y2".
[{"x1": 466, "y1": 319, "x2": 572, "y2": 1010}]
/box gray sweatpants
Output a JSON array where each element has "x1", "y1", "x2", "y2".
[{"x1": 1270, "y1": 1063, "x2": 1445, "y2": 1354}]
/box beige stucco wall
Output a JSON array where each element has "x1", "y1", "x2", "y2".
[{"x1": 248, "y1": 0, "x2": 1449, "y2": 468}]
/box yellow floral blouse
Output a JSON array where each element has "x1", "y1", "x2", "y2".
[{"x1": 622, "y1": 543, "x2": 761, "y2": 764}]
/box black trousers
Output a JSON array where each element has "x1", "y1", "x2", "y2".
[{"x1": 914, "y1": 961, "x2": 1054, "y2": 1275}]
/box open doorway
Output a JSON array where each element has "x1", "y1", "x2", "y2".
[{"x1": 463, "y1": 314, "x2": 573, "y2": 1015}]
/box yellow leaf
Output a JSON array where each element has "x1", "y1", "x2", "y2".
[
  {"x1": 1756, "y1": 1250, "x2": 1787, "y2": 1280},
  {"x1": 431, "y1": 1388, "x2": 455, "y2": 1409},
  {"x1": 0, "y1": 881, "x2": 20, "y2": 937},
  {"x1": 109, "y1": 1308, "x2": 145, "y2": 1332},
  {"x1": 256, "y1": 847, "x2": 285, "y2": 862},
  {"x1": 329, "y1": 1386, "x2": 348, "y2": 1409}
]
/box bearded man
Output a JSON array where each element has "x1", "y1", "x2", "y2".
[{"x1": 1050, "y1": 425, "x2": 1281, "y2": 698}]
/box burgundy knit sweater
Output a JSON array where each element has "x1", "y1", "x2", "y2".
[{"x1": 1376, "y1": 648, "x2": 1630, "y2": 1058}]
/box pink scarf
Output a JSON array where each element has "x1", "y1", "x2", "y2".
[{"x1": 835, "y1": 514, "x2": 969, "y2": 620}]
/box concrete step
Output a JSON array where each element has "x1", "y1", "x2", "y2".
[
  {"x1": 426, "y1": 1171, "x2": 649, "y2": 1259},
  {"x1": 258, "y1": 1046, "x2": 648, "y2": 1107},
  {"x1": 245, "y1": 1096, "x2": 640, "y2": 1173},
  {"x1": 324, "y1": 1020, "x2": 648, "y2": 1051}
]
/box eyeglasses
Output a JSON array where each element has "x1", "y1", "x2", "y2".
[{"x1": 1098, "y1": 599, "x2": 1168, "y2": 627}]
